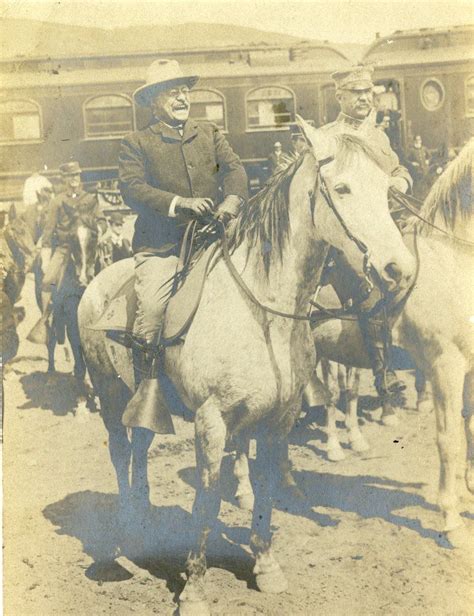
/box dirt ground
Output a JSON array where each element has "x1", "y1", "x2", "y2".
[{"x1": 3, "y1": 275, "x2": 474, "y2": 615}]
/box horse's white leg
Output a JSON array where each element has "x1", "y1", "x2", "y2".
[
  {"x1": 321, "y1": 360, "x2": 345, "y2": 461},
  {"x1": 130, "y1": 427, "x2": 154, "y2": 518},
  {"x1": 415, "y1": 369, "x2": 433, "y2": 413},
  {"x1": 102, "y1": 412, "x2": 131, "y2": 515},
  {"x1": 430, "y1": 349, "x2": 467, "y2": 543},
  {"x1": 344, "y1": 367, "x2": 370, "y2": 452},
  {"x1": 251, "y1": 434, "x2": 288, "y2": 594},
  {"x1": 464, "y1": 371, "x2": 474, "y2": 494},
  {"x1": 233, "y1": 438, "x2": 254, "y2": 511},
  {"x1": 180, "y1": 397, "x2": 226, "y2": 616}
]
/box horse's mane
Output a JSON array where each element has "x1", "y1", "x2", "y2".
[
  {"x1": 415, "y1": 138, "x2": 473, "y2": 231},
  {"x1": 332, "y1": 132, "x2": 389, "y2": 173},
  {"x1": 228, "y1": 152, "x2": 305, "y2": 273}
]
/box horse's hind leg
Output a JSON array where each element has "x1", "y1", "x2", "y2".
[
  {"x1": 233, "y1": 437, "x2": 254, "y2": 511},
  {"x1": 102, "y1": 412, "x2": 132, "y2": 514},
  {"x1": 430, "y1": 349, "x2": 467, "y2": 545},
  {"x1": 130, "y1": 427, "x2": 154, "y2": 517},
  {"x1": 415, "y1": 368, "x2": 433, "y2": 413},
  {"x1": 180, "y1": 397, "x2": 226, "y2": 616},
  {"x1": 251, "y1": 433, "x2": 288, "y2": 594},
  {"x1": 344, "y1": 367, "x2": 370, "y2": 453},
  {"x1": 464, "y1": 370, "x2": 474, "y2": 495}
]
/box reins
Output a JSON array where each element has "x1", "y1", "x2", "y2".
[
  {"x1": 216, "y1": 156, "x2": 371, "y2": 322},
  {"x1": 390, "y1": 187, "x2": 474, "y2": 248}
]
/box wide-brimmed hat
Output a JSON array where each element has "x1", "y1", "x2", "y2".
[
  {"x1": 59, "y1": 161, "x2": 82, "y2": 176},
  {"x1": 331, "y1": 65, "x2": 374, "y2": 91},
  {"x1": 133, "y1": 59, "x2": 199, "y2": 107}
]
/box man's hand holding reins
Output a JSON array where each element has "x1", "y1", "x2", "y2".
[{"x1": 175, "y1": 197, "x2": 215, "y2": 220}]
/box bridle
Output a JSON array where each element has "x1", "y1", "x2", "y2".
[{"x1": 215, "y1": 154, "x2": 377, "y2": 322}]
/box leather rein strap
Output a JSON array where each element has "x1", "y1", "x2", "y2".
[{"x1": 217, "y1": 156, "x2": 370, "y2": 322}]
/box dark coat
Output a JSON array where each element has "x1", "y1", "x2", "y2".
[
  {"x1": 118, "y1": 119, "x2": 248, "y2": 253},
  {"x1": 42, "y1": 190, "x2": 98, "y2": 249}
]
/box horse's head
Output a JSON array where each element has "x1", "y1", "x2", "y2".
[
  {"x1": 297, "y1": 116, "x2": 415, "y2": 293},
  {"x1": 4, "y1": 217, "x2": 37, "y2": 272},
  {"x1": 70, "y1": 214, "x2": 99, "y2": 287}
]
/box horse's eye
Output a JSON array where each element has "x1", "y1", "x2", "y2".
[{"x1": 334, "y1": 183, "x2": 351, "y2": 195}]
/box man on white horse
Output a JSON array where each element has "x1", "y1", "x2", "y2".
[
  {"x1": 321, "y1": 65, "x2": 413, "y2": 397},
  {"x1": 118, "y1": 59, "x2": 248, "y2": 428}
]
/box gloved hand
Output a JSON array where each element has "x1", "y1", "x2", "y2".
[
  {"x1": 215, "y1": 195, "x2": 242, "y2": 225},
  {"x1": 389, "y1": 177, "x2": 410, "y2": 194},
  {"x1": 175, "y1": 197, "x2": 215, "y2": 220}
]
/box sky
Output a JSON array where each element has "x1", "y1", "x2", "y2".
[{"x1": 1, "y1": 0, "x2": 473, "y2": 43}]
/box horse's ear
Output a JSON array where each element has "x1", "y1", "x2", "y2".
[
  {"x1": 8, "y1": 202, "x2": 17, "y2": 221},
  {"x1": 295, "y1": 115, "x2": 334, "y2": 161}
]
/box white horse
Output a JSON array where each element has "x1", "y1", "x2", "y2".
[
  {"x1": 78, "y1": 118, "x2": 414, "y2": 614},
  {"x1": 311, "y1": 138, "x2": 474, "y2": 546}
]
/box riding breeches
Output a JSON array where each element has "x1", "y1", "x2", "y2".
[
  {"x1": 41, "y1": 246, "x2": 70, "y2": 292},
  {"x1": 133, "y1": 251, "x2": 179, "y2": 343}
]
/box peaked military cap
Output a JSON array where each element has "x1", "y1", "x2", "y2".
[
  {"x1": 331, "y1": 65, "x2": 374, "y2": 91},
  {"x1": 59, "y1": 161, "x2": 82, "y2": 176}
]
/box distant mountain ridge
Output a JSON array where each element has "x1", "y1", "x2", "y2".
[{"x1": 0, "y1": 18, "x2": 366, "y2": 61}]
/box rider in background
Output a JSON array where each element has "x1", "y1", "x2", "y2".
[
  {"x1": 32, "y1": 161, "x2": 99, "y2": 333},
  {"x1": 320, "y1": 65, "x2": 413, "y2": 398}
]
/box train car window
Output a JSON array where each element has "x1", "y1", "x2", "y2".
[
  {"x1": 420, "y1": 78, "x2": 445, "y2": 111},
  {"x1": 0, "y1": 99, "x2": 42, "y2": 143},
  {"x1": 465, "y1": 76, "x2": 474, "y2": 117},
  {"x1": 321, "y1": 85, "x2": 339, "y2": 124},
  {"x1": 246, "y1": 86, "x2": 295, "y2": 130},
  {"x1": 189, "y1": 89, "x2": 226, "y2": 130},
  {"x1": 83, "y1": 95, "x2": 134, "y2": 138}
]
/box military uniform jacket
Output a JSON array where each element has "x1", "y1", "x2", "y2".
[
  {"x1": 42, "y1": 190, "x2": 98, "y2": 249},
  {"x1": 321, "y1": 114, "x2": 413, "y2": 188},
  {"x1": 118, "y1": 119, "x2": 248, "y2": 253}
]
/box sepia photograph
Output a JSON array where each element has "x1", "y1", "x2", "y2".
[{"x1": 1, "y1": 0, "x2": 473, "y2": 613}]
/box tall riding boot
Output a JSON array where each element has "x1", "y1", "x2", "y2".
[
  {"x1": 122, "y1": 343, "x2": 175, "y2": 434},
  {"x1": 358, "y1": 313, "x2": 405, "y2": 396},
  {"x1": 27, "y1": 290, "x2": 53, "y2": 344}
]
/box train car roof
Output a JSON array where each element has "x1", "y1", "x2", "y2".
[
  {"x1": 2, "y1": 55, "x2": 351, "y2": 91},
  {"x1": 364, "y1": 24, "x2": 474, "y2": 68}
]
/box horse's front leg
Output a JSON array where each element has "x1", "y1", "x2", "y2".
[
  {"x1": 65, "y1": 294, "x2": 86, "y2": 381},
  {"x1": 415, "y1": 368, "x2": 433, "y2": 413},
  {"x1": 343, "y1": 367, "x2": 369, "y2": 453},
  {"x1": 430, "y1": 348, "x2": 467, "y2": 546},
  {"x1": 101, "y1": 411, "x2": 132, "y2": 519},
  {"x1": 321, "y1": 360, "x2": 345, "y2": 461},
  {"x1": 180, "y1": 397, "x2": 226, "y2": 616},
  {"x1": 130, "y1": 427, "x2": 154, "y2": 518},
  {"x1": 46, "y1": 325, "x2": 57, "y2": 373},
  {"x1": 251, "y1": 433, "x2": 288, "y2": 594}
]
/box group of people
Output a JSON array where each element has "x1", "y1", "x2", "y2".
[{"x1": 18, "y1": 58, "x2": 417, "y2": 427}]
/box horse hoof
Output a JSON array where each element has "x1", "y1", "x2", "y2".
[
  {"x1": 179, "y1": 599, "x2": 211, "y2": 616},
  {"x1": 381, "y1": 413, "x2": 399, "y2": 427},
  {"x1": 445, "y1": 525, "x2": 470, "y2": 550},
  {"x1": 327, "y1": 447, "x2": 346, "y2": 462},
  {"x1": 256, "y1": 567, "x2": 288, "y2": 594},
  {"x1": 236, "y1": 493, "x2": 254, "y2": 511},
  {"x1": 350, "y1": 437, "x2": 370, "y2": 453}
]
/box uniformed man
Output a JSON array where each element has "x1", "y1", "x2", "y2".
[
  {"x1": 118, "y1": 59, "x2": 248, "y2": 428},
  {"x1": 97, "y1": 211, "x2": 132, "y2": 270},
  {"x1": 322, "y1": 65, "x2": 412, "y2": 396},
  {"x1": 28, "y1": 161, "x2": 99, "y2": 340}
]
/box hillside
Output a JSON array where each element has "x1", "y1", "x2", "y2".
[{"x1": 0, "y1": 18, "x2": 366, "y2": 60}]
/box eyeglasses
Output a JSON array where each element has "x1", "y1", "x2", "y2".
[{"x1": 167, "y1": 86, "x2": 190, "y2": 99}]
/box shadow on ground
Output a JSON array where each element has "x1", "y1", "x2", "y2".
[
  {"x1": 43, "y1": 490, "x2": 254, "y2": 597},
  {"x1": 19, "y1": 371, "x2": 87, "y2": 415}
]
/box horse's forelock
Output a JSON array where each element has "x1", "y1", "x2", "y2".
[{"x1": 333, "y1": 133, "x2": 387, "y2": 174}]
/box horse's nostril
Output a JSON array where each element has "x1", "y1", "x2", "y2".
[{"x1": 384, "y1": 261, "x2": 403, "y2": 284}]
